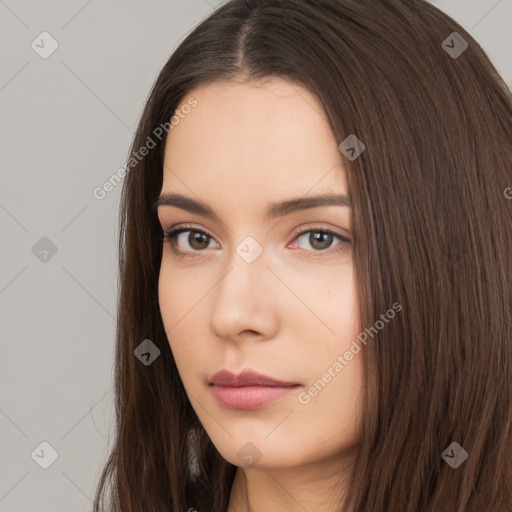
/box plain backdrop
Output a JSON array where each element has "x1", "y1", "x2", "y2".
[{"x1": 1, "y1": 0, "x2": 511, "y2": 510}]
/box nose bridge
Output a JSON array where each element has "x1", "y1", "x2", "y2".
[{"x1": 209, "y1": 235, "x2": 276, "y2": 338}]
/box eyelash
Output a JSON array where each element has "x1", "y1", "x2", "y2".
[{"x1": 160, "y1": 224, "x2": 350, "y2": 260}]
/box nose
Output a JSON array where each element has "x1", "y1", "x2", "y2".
[{"x1": 209, "y1": 245, "x2": 280, "y2": 343}]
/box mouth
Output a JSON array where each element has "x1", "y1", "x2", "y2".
[
  {"x1": 208, "y1": 368, "x2": 301, "y2": 410},
  {"x1": 210, "y1": 385, "x2": 301, "y2": 409}
]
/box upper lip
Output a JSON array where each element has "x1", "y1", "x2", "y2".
[{"x1": 209, "y1": 369, "x2": 299, "y2": 387}]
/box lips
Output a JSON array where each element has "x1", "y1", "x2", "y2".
[
  {"x1": 209, "y1": 368, "x2": 298, "y2": 387},
  {"x1": 208, "y1": 369, "x2": 301, "y2": 410}
]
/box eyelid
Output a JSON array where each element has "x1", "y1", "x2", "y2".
[
  {"x1": 291, "y1": 224, "x2": 351, "y2": 243},
  {"x1": 161, "y1": 223, "x2": 219, "y2": 244},
  {"x1": 161, "y1": 222, "x2": 350, "y2": 241}
]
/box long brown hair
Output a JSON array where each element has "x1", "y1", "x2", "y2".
[{"x1": 93, "y1": 1, "x2": 512, "y2": 510}]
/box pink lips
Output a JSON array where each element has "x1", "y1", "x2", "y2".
[{"x1": 209, "y1": 369, "x2": 300, "y2": 410}]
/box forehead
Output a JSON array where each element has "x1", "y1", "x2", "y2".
[{"x1": 161, "y1": 78, "x2": 347, "y2": 199}]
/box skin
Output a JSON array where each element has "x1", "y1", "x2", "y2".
[{"x1": 157, "y1": 77, "x2": 364, "y2": 512}]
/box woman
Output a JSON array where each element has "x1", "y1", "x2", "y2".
[{"x1": 93, "y1": 0, "x2": 512, "y2": 510}]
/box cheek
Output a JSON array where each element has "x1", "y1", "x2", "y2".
[
  {"x1": 157, "y1": 258, "x2": 208, "y2": 328},
  {"x1": 301, "y1": 263, "x2": 360, "y2": 340},
  {"x1": 158, "y1": 265, "x2": 179, "y2": 332},
  {"x1": 295, "y1": 267, "x2": 362, "y2": 414},
  {"x1": 157, "y1": 265, "x2": 196, "y2": 361},
  {"x1": 158, "y1": 251, "x2": 230, "y2": 381}
]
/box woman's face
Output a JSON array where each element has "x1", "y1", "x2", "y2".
[{"x1": 157, "y1": 77, "x2": 363, "y2": 470}]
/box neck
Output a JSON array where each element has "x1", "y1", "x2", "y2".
[{"x1": 227, "y1": 449, "x2": 356, "y2": 512}]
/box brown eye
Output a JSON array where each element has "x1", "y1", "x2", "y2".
[
  {"x1": 295, "y1": 229, "x2": 347, "y2": 252},
  {"x1": 187, "y1": 231, "x2": 211, "y2": 250},
  {"x1": 162, "y1": 227, "x2": 219, "y2": 256},
  {"x1": 308, "y1": 231, "x2": 335, "y2": 250}
]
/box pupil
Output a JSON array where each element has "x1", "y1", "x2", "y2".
[
  {"x1": 311, "y1": 231, "x2": 332, "y2": 250},
  {"x1": 190, "y1": 231, "x2": 209, "y2": 249}
]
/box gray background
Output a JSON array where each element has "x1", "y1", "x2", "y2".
[{"x1": 1, "y1": 1, "x2": 511, "y2": 510}]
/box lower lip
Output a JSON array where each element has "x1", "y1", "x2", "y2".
[{"x1": 211, "y1": 385, "x2": 300, "y2": 410}]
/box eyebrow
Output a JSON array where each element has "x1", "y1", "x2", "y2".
[{"x1": 154, "y1": 192, "x2": 352, "y2": 220}]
